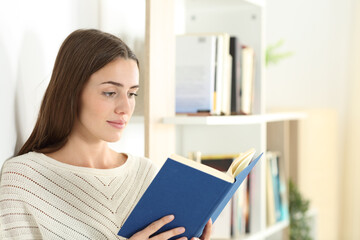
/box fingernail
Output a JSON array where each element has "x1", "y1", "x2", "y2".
[
  {"x1": 177, "y1": 227, "x2": 185, "y2": 233},
  {"x1": 167, "y1": 215, "x2": 175, "y2": 221}
]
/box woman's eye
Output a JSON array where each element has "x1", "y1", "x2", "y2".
[
  {"x1": 128, "y1": 93, "x2": 138, "y2": 98},
  {"x1": 103, "y1": 92, "x2": 116, "y2": 97}
]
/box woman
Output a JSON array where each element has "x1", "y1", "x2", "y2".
[{"x1": 0, "y1": 29, "x2": 211, "y2": 240}]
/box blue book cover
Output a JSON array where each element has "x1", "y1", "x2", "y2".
[{"x1": 118, "y1": 152, "x2": 262, "y2": 239}]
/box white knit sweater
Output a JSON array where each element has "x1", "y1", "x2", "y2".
[{"x1": 0, "y1": 152, "x2": 158, "y2": 240}]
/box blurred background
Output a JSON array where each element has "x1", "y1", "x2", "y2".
[{"x1": 0, "y1": 0, "x2": 359, "y2": 239}]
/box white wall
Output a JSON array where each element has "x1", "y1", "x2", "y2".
[
  {"x1": 0, "y1": 0, "x2": 146, "y2": 165},
  {"x1": 266, "y1": 0, "x2": 352, "y2": 114},
  {"x1": 265, "y1": 0, "x2": 355, "y2": 239},
  {"x1": 265, "y1": 0, "x2": 352, "y2": 165},
  {"x1": 0, "y1": 0, "x2": 99, "y2": 164}
]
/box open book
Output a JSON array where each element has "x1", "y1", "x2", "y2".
[{"x1": 118, "y1": 149, "x2": 263, "y2": 239}]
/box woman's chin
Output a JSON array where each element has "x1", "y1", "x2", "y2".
[{"x1": 104, "y1": 134, "x2": 122, "y2": 143}]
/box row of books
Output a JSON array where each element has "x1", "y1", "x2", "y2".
[
  {"x1": 175, "y1": 33, "x2": 255, "y2": 116},
  {"x1": 187, "y1": 151, "x2": 290, "y2": 239}
]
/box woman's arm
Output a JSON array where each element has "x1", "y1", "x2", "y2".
[{"x1": 0, "y1": 162, "x2": 42, "y2": 239}]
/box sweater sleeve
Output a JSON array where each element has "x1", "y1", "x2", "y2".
[{"x1": 0, "y1": 160, "x2": 42, "y2": 239}]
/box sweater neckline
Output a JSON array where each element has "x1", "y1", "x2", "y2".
[{"x1": 29, "y1": 151, "x2": 131, "y2": 176}]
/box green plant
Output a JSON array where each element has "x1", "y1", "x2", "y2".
[
  {"x1": 266, "y1": 39, "x2": 294, "y2": 66},
  {"x1": 289, "y1": 179, "x2": 312, "y2": 240}
]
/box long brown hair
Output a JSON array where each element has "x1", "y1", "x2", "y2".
[{"x1": 18, "y1": 29, "x2": 139, "y2": 155}]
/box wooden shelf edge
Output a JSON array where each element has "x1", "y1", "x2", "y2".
[
  {"x1": 233, "y1": 220, "x2": 289, "y2": 240},
  {"x1": 244, "y1": 0, "x2": 265, "y2": 7},
  {"x1": 162, "y1": 112, "x2": 306, "y2": 125},
  {"x1": 186, "y1": 0, "x2": 265, "y2": 8}
]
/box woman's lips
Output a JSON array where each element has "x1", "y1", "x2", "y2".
[{"x1": 107, "y1": 120, "x2": 126, "y2": 129}]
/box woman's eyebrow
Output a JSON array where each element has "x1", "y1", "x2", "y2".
[{"x1": 100, "y1": 81, "x2": 139, "y2": 89}]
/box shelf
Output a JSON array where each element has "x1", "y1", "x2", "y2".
[
  {"x1": 186, "y1": 0, "x2": 265, "y2": 9},
  {"x1": 236, "y1": 220, "x2": 289, "y2": 240},
  {"x1": 241, "y1": 0, "x2": 266, "y2": 7},
  {"x1": 163, "y1": 112, "x2": 306, "y2": 125}
]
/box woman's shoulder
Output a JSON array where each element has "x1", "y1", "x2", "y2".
[
  {"x1": 0, "y1": 152, "x2": 42, "y2": 197},
  {"x1": 0, "y1": 152, "x2": 44, "y2": 178},
  {"x1": 2, "y1": 152, "x2": 36, "y2": 169}
]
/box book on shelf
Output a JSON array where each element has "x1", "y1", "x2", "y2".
[
  {"x1": 232, "y1": 176, "x2": 249, "y2": 237},
  {"x1": 266, "y1": 153, "x2": 277, "y2": 226},
  {"x1": 175, "y1": 34, "x2": 217, "y2": 114},
  {"x1": 266, "y1": 151, "x2": 289, "y2": 226},
  {"x1": 240, "y1": 45, "x2": 255, "y2": 115},
  {"x1": 229, "y1": 36, "x2": 242, "y2": 115},
  {"x1": 175, "y1": 33, "x2": 232, "y2": 116},
  {"x1": 229, "y1": 36, "x2": 256, "y2": 115},
  {"x1": 276, "y1": 152, "x2": 289, "y2": 222},
  {"x1": 218, "y1": 33, "x2": 232, "y2": 116},
  {"x1": 175, "y1": 33, "x2": 255, "y2": 116},
  {"x1": 118, "y1": 149, "x2": 263, "y2": 239},
  {"x1": 245, "y1": 176, "x2": 252, "y2": 233}
]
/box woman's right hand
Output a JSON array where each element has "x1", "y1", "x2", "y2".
[{"x1": 129, "y1": 215, "x2": 187, "y2": 240}]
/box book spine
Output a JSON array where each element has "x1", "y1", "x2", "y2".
[
  {"x1": 266, "y1": 151, "x2": 289, "y2": 225},
  {"x1": 230, "y1": 36, "x2": 242, "y2": 115}
]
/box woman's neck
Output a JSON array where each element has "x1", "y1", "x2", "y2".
[{"x1": 45, "y1": 133, "x2": 126, "y2": 169}]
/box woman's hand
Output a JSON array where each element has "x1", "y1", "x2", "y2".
[
  {"x1": 129, "y1": 215, "x2": 187, "y2": 240},
  {"x1": 191, "y1": 219, "x2": 212, "y2": 240}
]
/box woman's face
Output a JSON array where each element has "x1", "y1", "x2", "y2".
[{"x1": 74, "y1": 58, "x2": 139, "y2": 143}]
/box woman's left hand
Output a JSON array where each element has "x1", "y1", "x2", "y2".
[{"x1": 191, "y1": 219, "x2": 212, "y2": 240}]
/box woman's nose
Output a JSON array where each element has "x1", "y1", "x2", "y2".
[{"x1": 114, "y1": 95, "x2": 131, "y2": 115}]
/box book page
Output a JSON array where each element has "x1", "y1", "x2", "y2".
[
  {"x1": 170, "y1": 154, "x2": 234, "y2": 183},
  {"x1": 226, "y1": 148, "x2": 255, "y2": 177}
]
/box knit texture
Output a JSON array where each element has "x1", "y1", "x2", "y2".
[{"x1": 0, "y1": 152, "x2": 158, "y2": 240}]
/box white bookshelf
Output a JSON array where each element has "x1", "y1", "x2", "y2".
[
  {"x1": 145, "y1": 0, "x2": 306, "y2": 239},
  {"x1": 155, "y1": 0, "x2": 305, "y2": 239}
]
